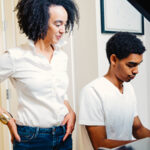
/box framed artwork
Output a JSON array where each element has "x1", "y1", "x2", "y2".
[{"x1": 100, "y1": 0, "x2": 144, "y2": 35}]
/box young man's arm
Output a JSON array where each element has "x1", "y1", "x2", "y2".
[
  {"x1": 132, "y1": 116, "x2": 150, "y2": 139},
  {"x1": 86, "y1": 125, "x2": 135, "y2": 150}
]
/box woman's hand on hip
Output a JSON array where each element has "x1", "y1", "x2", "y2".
[
  {"x1": 61, "y1": 111, "x2": 76, "y2": 141},
  {"x1": 7, "y1": 118, "x2": 21, "y2": 143}
]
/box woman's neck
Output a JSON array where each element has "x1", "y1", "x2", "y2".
[
  {"x1": 35, "y1": 39, "x2": 54, "y2": 52},
  {"x1": 34, "y1": 39, "x2": 54, "y2": 63}
]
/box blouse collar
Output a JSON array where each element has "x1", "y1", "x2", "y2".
[{"x1": 28, "y1": 39, "x2": 67, "y2": 51}]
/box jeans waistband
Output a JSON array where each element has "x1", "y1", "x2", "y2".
[{"x1": 17, "y1": 124, "x2": 66, "y2": 135}]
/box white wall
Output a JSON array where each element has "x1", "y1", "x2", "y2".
[
  {"x1": 73, "y1": 0, "x2": 99, "y2": 149},
  {"x1": 145, "y1": 19, "x2": 150, "y2": 126},
  {"x1": 132, "y1": 19, "x2": 150, "y2": 127}
]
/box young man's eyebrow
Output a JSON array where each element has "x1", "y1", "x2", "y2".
[
  {"x1": 128, "y1": 60, "x2": 143, "y2": 65},
  {"x1": 128, "y1": 62, "x2": 137, "y2": 65}
]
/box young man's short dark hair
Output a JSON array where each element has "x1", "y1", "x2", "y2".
[{"x1": 106, "y1": 32, "x2": 146, "y2": 63}]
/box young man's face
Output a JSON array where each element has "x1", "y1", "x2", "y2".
[{"x1": 114, "y1": 53, "x2": 143, "y2": 82}]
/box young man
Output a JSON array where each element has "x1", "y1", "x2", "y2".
[{"x1": 79, "y1": 32, "x2": 150, "y2": 150}]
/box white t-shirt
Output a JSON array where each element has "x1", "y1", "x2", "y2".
[
  {"x1": 79, "y1": 77, "x2": 138, "y2": 140},
  {"x1": 0, "y1": 40, "x2": 69, "y2": 127}
]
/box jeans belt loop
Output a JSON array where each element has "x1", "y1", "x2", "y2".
[
  {"x1": 35, "y1": 127, "x2": 40, "y2": 138},
  {"x1": 62, "y1": 125, "x2": 66, "y2": 134}
]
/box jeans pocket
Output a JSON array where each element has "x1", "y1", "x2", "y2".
[{"x1": 18, "y1": 130, "x2": 35, "y2": 142}]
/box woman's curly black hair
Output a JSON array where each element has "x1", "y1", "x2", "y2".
[
  {"x1": 15, "y1": 0, "x2": 79, "y2": 42},
  {"x1": 106, "y1": 32, "x2": 146, "y2": 63}
]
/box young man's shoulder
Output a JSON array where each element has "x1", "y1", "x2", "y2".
[
  {"x1": 83, "y1": 77, "x2": 106, "y2": 88},
  {"x1": 82, "y1": 77, "x2": 113, "y2": 94}
]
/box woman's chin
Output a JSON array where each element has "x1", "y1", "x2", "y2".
[{"x1": 52, "y1": 39, "x2": 59, "y2": 45}]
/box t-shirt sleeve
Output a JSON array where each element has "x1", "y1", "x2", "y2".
[
  {"x1": 0, "y1": 51, "x2": 15, "y2": 82},
  {"x1": 78, "y1": 85, "x2": 105, "y2": 126}
]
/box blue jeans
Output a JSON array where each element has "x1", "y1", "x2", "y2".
[{"x1": 13, "y1": 125, "x2": 72, "y2": 150}]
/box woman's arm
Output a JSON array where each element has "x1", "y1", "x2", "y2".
[{"x1": 0, "y1": 107, "x2": 20, "y2": 143}]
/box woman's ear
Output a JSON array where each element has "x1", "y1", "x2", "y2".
[{"x1": 110, "y1": 54, "x2": 117, "y2": 66}]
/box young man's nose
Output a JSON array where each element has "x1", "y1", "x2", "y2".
[{"x1": 132, "y1": 67, "x2": 139, "y2": 75}]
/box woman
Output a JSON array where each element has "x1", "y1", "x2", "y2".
[{"x1": 0, "y1": 0, "x2": 79, "y2": 149}]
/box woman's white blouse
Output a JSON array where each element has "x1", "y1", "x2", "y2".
[{"x1": 0, "y1": 40, "x2": 69, "y2": 127}]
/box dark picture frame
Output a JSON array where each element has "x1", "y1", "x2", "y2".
[{"x1": 100, "y1": 0, "x2": 144, "y2": 35}]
